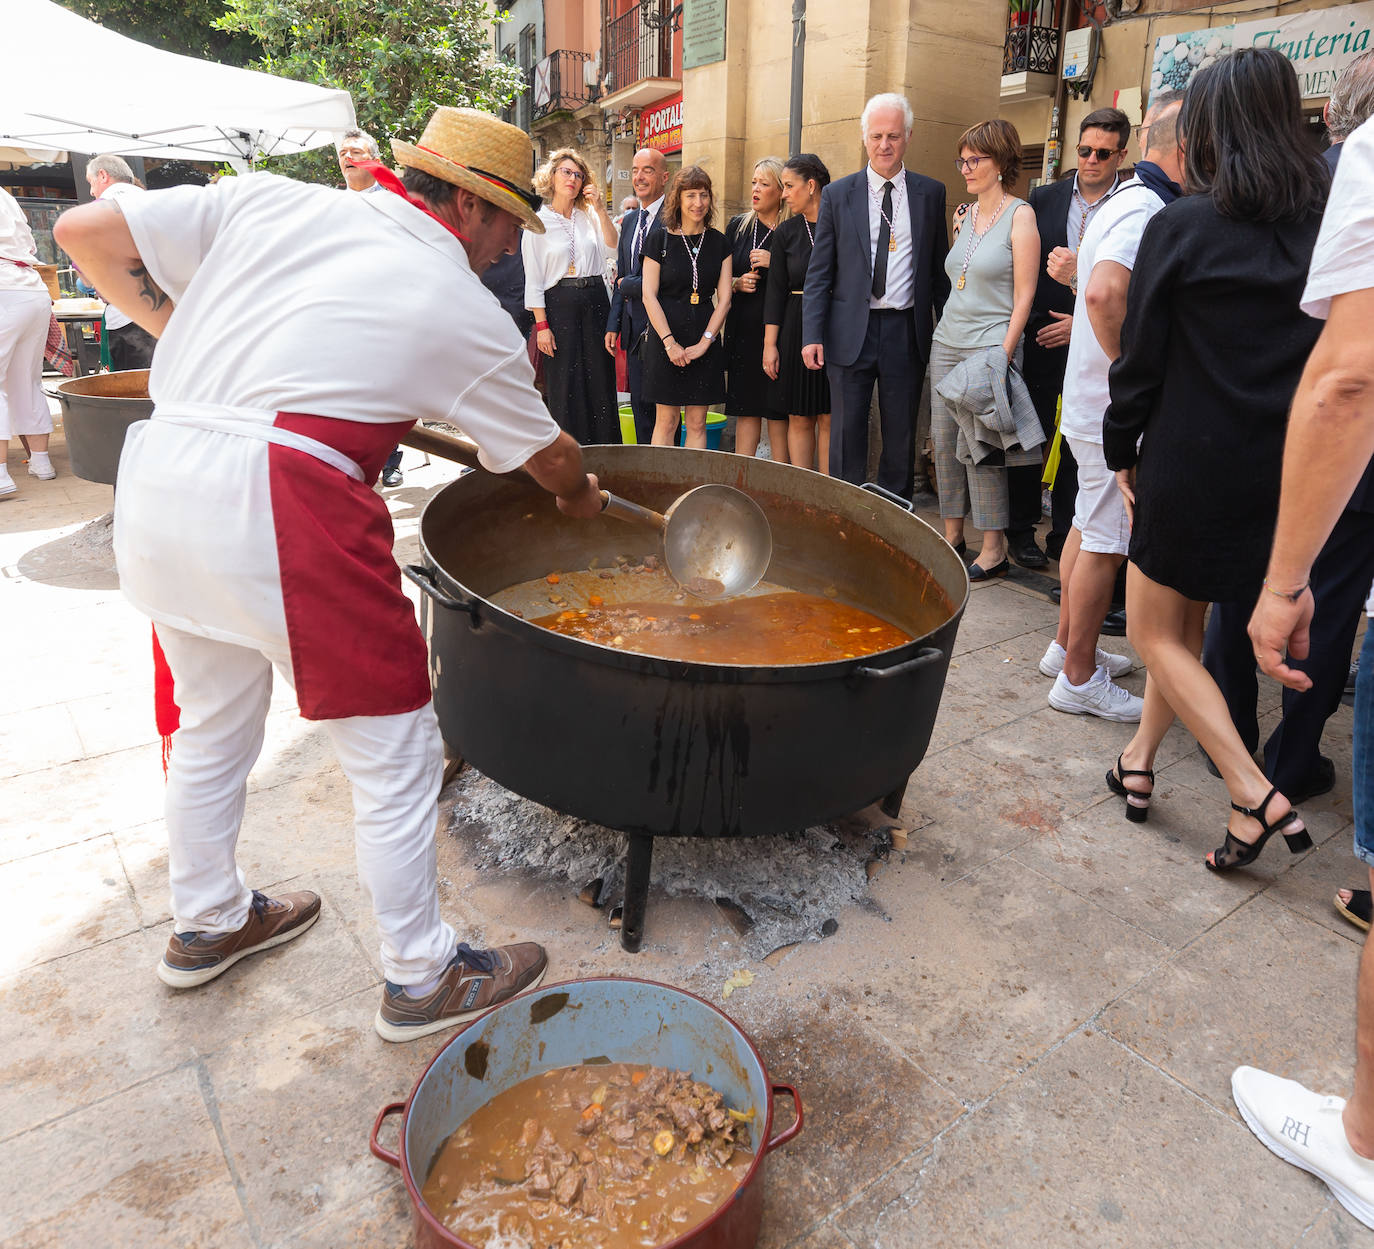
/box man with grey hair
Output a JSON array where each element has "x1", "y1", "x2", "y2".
[
  {"x1": 802, "y1": 92, "x2": 949, "y2": 497},
  {"x1": 1326, "y1": 50, "x2": 1374, "y2": 170},
  {"x1": 337, "y1": 129, "x2": 383, "y2": 193},
  {"x1": 85, "y1": 154, "x2": 155, "y2": 370}
]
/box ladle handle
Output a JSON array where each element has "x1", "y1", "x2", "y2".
[
  {"x1": 599, "y1": 490, "x2": 666, "y2": 532},
  {"x1": 399, "y1": 423, "x2": 486, "y2": 472}
]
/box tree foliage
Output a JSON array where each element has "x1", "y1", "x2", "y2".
[
  {"x1": 59, "y1": 0, "x2": 259, "y2": 66},
  {"x1": 214, "y1": 0, "x2": 527, "y2": 182}
]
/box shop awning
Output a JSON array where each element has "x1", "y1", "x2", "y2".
[{"x1": 0, "y1": 0, "x2": 355, "y2": 164}]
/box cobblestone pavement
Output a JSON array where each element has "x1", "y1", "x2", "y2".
[{"x1": 3, "y1": 423, "x2": 1369, "y2": 1247}]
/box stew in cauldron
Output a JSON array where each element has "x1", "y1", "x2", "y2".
[{"x1": 421, "y1": 1063, "x2": 755, "y2": 1248}]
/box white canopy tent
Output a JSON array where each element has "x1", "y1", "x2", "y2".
[{"x1": 0, "y1": 0, "x2": 355, "y2": 165}]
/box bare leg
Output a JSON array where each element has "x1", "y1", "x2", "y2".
[
  {"x1": 766, "y1": 418, "x2": 791, "y2": 465},
  {"x1": 787, "y1": 415, "x2": 815, "y2": 471},
  {"x1": 652, "y1": 405, "x2": 681, "y2": 447},
  {"x1": 27, "y1": 434, "x2": 49, "y2": 453},
  {"x1": 1054, "y1": 526, "x2": 1084, "y2": 649},
  {"x1": 1125, "y1": 564, "x2": 1302, "y2": 850},
  {"x1": 944, "y1": 516, "x2": 965, "y2": 547},
  {"x1": 682, "y1": 406, "x2": 709, "y2": 450},
  {"x1": 973, "y1": 529, "x2": 1007, "y2": 569},
  {"x1": 1062, "y1": 549, "x2": 1125, "y2": 686},
  {"x1": 734, "y1": 416, "x2": 761, "y2": 457},
  {"x1": 1345, "y1": 866, "x2": 1374, "y2": 1158},
  {"x1": 817, "y1": 414, "x2": 831, "y2": 476}
]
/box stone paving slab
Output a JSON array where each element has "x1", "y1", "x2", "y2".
[{"x1": 6, "y1": 429, "x2": 1374, "y2": 1247}]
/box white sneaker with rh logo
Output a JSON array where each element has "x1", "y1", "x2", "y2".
[
  {"x1": 1232, "y1": 1065, "x2": 1374, "y2": 1230},
  {"x1": 1038, "y1": 639, "x2": 1133, "y2": 679},
  {"x1": 1048, "y1": 665, "x2": 1143, "y2": 721}
]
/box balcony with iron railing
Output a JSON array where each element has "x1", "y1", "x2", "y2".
[
  {"x1": 1002, "y1": 0, "x2": 1063, "y2": 99},
  {"x1": 602, "y1": 1, "x2": 678, "y2": 109},
  {"x1": 531, "y1": 50, "x2": 595, "y2": 122}
]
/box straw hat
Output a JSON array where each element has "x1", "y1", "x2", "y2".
[{"x1": 392, "y1": 107, "x2": 545, "y2": 233}]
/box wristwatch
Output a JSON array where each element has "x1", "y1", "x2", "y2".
[{"x1": 702, "y1": 330, "x2": 715, "y2": 342}]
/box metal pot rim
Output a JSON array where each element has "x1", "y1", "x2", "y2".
[{"x1": 388, "y1": 975, "x2": 789, "y2": 1249}]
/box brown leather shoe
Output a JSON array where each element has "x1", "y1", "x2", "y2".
[
  {"x1": 374, "y1": 941, "x2": 547, "y2": 1042},
  {"x1": 157, "y1": 889, "x2": 321, "y2": 988}
]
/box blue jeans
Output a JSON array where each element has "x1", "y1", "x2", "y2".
[{"x1": 1354, "y1": 626, "x2": 1374, "y2": 867}]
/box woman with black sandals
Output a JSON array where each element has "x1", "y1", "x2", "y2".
[
  {"x1": 725, "y1": 158, "x2": 788, "y2": 461},
  {"x1": 523, "y1": 148, "x2": 620, "y2": 444},
  {"x1": 763, "y1": 153, "x2": 832, "y2": 473},
  {"x1": 1101, "y1": 48, "x2": 1329, "y2": 871},
  {"x1": 640, "y1": 167, "x2": 732, "y2": 448}
]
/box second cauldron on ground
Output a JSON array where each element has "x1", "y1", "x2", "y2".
[{"x1": 407, "y1": 446, "x2": 968, "y2": 951}]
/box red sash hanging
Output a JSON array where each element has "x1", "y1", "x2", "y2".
[{"x1": 352, "y1": 161, "x2": 469, "y2": 244}]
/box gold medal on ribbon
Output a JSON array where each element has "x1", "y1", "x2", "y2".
[
  {"x1": 690, "y1": 292, "x2": 700, "y2": 305},
  {"x1": 568, "y1": 263, "x2": 577, "y2": 276},
  {"x1": 888, "y1": 234, "x2": 897, "y2": 253},
  {"x1": 956, "y1": 274, "x2": 966, "y2": 290}
]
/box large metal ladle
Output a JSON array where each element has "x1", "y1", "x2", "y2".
[{"x1": 401, "y1": 425, "x2": 773, "y2": 599}]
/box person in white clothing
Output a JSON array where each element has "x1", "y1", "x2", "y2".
[
  {"x1": 0, "y1": 186, "x2": 55, "y2": 494},
  {"x1": 85, "y1": 155, "x2": 156, "y2": 372},
  {"x1": 54, "y1": 106, "x2": 604, "y2": 1043},
  {"x1": 1042, "y1": 94, "x2": 1184, "y2": 728},
  {"x1": 336, "y1": 129, "x2": 382, "y2": 193},
  {"x1": 1233, "y1": 115, "x2": 1374, "y2": 1232},
  {"x1": 523, "y1": 148, "x2": 621, "y2": 444}
]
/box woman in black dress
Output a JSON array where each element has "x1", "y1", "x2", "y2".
[
  {"x1": 725, "y1": 158, "x2": 788, "y2": 461},
  {"x1": 763, "y1": 153, "x2": 832, "y2": 473},
  {"x1": 1102, "y1": 48, "x2": 1330, "y2": 871},
  {"x1": 640, "y1": 166, "x2": 732, "y2": 447}
]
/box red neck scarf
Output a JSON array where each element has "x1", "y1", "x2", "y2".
[{"x1": 353, "y1": 160, "x2": 468, "y2": 243}]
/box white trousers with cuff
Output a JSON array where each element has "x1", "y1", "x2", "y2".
[{"x1": 155, "y1": 623, "x2": 456, "y2": 986}]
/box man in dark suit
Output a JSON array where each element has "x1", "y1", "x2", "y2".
[
  {"x1": 605, "y1": 148, "x2": 670, "y2": 446},
  {"x1": 1006, "y1": 106, "x2": 1132, "y2": 567},
  {"x1": 802, "y1": 93, "x2": 949, "y2": 497}
]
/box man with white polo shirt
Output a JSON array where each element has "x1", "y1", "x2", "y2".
[
  {"x1": 1233, "y1": 115, "x2": 1374, "y2": 1231},
  {"x1": 85, "y1": 154, "x2": 157, "y2": 372},
  {"x1": 54, "y1": 107, "x2": 604, "y2": 1043},
  {"x1": 1042, "y1": 94, "x2": 1184, "y2": 721}
]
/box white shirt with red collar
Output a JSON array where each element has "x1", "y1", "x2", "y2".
[{"x1": 113, "y1": 172, "x2": 560, "y2": 720}]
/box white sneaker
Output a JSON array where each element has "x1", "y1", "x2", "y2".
[
  {"x1": 1038, "y1": 640, "x2": 1133, "y2": 680},
  {"x1": 1048, "y1": 665, "x2": 1143, "y2": 721},
  {"x1": 0, "y1": 467, "x2": 15, "y2": 497},
  {"x1": 1232, "y1": 1066, "x2": 1374, "y2": 1230},
  {"x1": 27, "y1": 453, "x2": 56, "y2": 480}
]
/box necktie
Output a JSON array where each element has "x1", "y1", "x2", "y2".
[
  {"x1": 872, "y1": 181, "x2": 893, "y2": 299},
  {"x1": 632, "y1": 211, "x2": 649, "y2": 266}
]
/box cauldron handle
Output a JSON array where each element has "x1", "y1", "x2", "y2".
[
  {"x1": 404, "y1": 564, "x2": 479, "y2": 619},
  {"x1": 369, "y1": 1101, "x2": 406, "y2": 1168},
  {"x1": 859, "y1": 481, "x2": 915, "y2": 513},
  {"x1": 766, "y1": 1083, "x2": 804, "y2": 1151},
  {"x1": 851, "y1": 646, "x2": 943, "y2": 681}
]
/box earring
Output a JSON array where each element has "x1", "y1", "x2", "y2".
[{"x1": 997, "y1": 173, "x2": 1003, "y2": 182}]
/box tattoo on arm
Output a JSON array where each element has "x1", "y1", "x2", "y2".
[
  {"x1": 105, "y1": 197, "x2": 124, "y2": 217},
  {"x1": 129, "y1": 263, "x2": 169, "y2": 313}
]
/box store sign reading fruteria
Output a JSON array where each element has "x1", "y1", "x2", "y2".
[
  {"x1": 640, "y1": 92, "x2": 683, "y2": 154},
  {"x1": 1153, "y1": 0, "x2": 1374, "y2": 100}
]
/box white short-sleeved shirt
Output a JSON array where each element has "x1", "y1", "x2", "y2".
[
  {"x1": 0, "y1": 188, "x2": 45, "y2": 295},
  {"x1": 1302, "y1": 120, "x2": 1374, "y2": 320},
  {"x1": 119, "y1": 172, "x2": 558, "y2": 473},
  {"x1": 522, "y1": 206, "x2": 609, "y2": 310},
  {"x1": 96, "y1": 181, "x2": 145, "y2": 329},
  {"x1": 1059, "y1": 180, "x2": 1166, "y2": 443}
]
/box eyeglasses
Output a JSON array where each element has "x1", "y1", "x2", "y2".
[
  {"x1": 954, "y1": 155, "x2": 987, "y2": 172},
  {"x1": 555, "y1": 166, "x2": 585, "y2": 181},
  {"x1": 1077, "y1": 145, "x2": 1123, "y2": 162}
]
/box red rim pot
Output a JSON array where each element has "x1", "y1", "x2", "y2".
[{"x1": 370, "y1": 977, "x2": 803, "y2": 1249}]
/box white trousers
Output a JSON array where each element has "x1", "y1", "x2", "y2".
[
  {"x1": 0, "y1": 289, "x2": 52, "y2": 440},
  {"x1": 155, "y1": 623, "x2": 455, "y2": 985}
]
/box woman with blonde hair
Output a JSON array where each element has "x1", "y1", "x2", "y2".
[
  {"x1": 523, "y1": 148, "x2": 621, "y2": 443},
  {"x1": 725, "y1": 158, "x2": 788, "y2": 461},
  {"x1": 640, "y1": 166, "x2": 732, "y2": 447}
]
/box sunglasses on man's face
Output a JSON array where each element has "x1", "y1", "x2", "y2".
[{"x1": 1077, "y1": 145, "x2": 1122, "y2": 162}]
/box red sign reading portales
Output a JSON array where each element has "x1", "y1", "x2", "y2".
[{"x1": 639, "y1": 91, "x2": 683, "y2": 154}]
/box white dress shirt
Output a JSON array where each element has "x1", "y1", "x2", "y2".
[
  {"x1": 629, "y1": 195, "x2": 663, "y2": 268},
  {"x1": 522, "y1": 205, "x2": 610, "y2": 309},
  {"x1": 866, "y1": 164, "x2": 914, "y2": 311},
  {"x1": 97, "y1": 181, "x2": 146, "y2": 329}
]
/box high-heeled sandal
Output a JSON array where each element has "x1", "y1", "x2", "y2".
[
  {"x1": 1206, "y1": 786, "x2": 1312, "y2": 872},
  {"x1": 1105, "y1": 754, "x2": 1154, "y2": 823}
]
